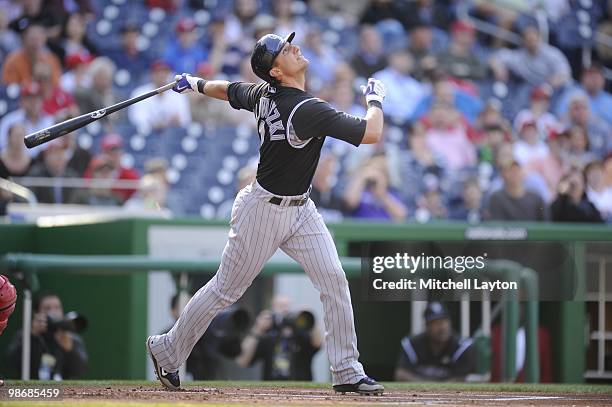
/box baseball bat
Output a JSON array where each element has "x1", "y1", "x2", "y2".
[{"x1": 24, "y1": 80, "x2": 178, "y2": 149}]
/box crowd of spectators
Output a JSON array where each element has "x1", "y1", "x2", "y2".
[{"x1": 0, "y1": 0, "x2": 611, "y2": 223}]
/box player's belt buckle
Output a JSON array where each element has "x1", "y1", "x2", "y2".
[
  {"x1": 268, "y1": 197, "x2": 282, "y2": 205},
  {"x1": 269, "y1": 196, "x2": 307, "y2": 206}
]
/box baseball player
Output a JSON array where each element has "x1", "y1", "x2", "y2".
[{"x1": 147, "y1": 32, "x2": 386, "y2": 395}]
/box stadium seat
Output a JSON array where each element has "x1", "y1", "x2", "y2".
[{"x1": 0, "y1": 86, "x2": 19, "y2": 120}]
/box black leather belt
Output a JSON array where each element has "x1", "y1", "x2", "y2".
[{"x1": 268, "y1": 196, "x2": 308, "y2": 206}]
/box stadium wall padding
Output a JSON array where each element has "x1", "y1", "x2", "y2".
[{"x1": 0, "y1": 218, "x2": 610, "y2": 382}]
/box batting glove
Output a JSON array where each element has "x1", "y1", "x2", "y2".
[
  {"x1": 361, "y1": 78, "x2": 386, "y2": 105},
  {"x1": 173, "y1": 73, "x2": 202, "y2": 94}
]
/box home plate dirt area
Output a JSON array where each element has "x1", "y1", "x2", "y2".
[{"x1": 2, "y1": 382, "x2": 612, "y2": 406}]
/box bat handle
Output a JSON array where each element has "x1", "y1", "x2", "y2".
[{"x1": 156, "y1": 79, "x2": 180, "y2": 94}]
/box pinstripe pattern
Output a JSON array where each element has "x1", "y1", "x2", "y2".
[
  {"x1": 148, "y1": 182, "x2": 366, "y2": 384},
  {"x1": 280, "y1": 200, "x2": 364, "y2": 385}
]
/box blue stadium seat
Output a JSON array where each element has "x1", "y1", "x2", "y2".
[
  {"x1": 0, "y1": 85, "x2": 19, "y2": 121},
  {"x1": 478, "y1": 79, "x2": 531, "y2": 122}
]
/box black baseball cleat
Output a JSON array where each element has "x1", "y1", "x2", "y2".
[
  {"x1": 333, "y1": 377, "x2": 384, "y2": 395},
  {"x1": 146, "y1": 336, "x2": 180, "y2": 390}
]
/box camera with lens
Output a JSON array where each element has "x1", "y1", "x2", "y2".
[
  {"x1": 279, "y1": 310, "x2": 315, "y2": 333},
  {"x1": 365, "y1": 178, "x2": 378, "y2": 190},
  {"x1": 46, "y1": 311, "x2": 88, "y2": 334}
]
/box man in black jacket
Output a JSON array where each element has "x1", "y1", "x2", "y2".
[
  {"x1": 5, "y1": 291, "x2": 88, "y2": 380},
  {"x1": 395, "y1": 302, "x2": 476, "y2": 382}
]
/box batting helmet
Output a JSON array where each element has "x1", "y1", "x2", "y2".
[
  {"x1": 251, "y1": 32, "x2": 295, "y2": 84},
  {"x1": 0, "y1": 275, "x2": 17, "y2": 326}
]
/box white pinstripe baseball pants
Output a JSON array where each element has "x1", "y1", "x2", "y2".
[{"x1": 149, "y1": 181, "x2": 366, "y2": 385}]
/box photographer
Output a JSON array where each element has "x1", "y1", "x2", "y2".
[
  {"x1": 5, "y1": 291, "x2": 88, "y2": 380},
  {"x1": 343, "y1": 156, "x2": 408, "y2": 221},
  {"x1": 551, "y1": 168, "x2": 604, "y2": 223},
  {"x1": 235, "y1": 296, "x2": 321, "y2": 381}
]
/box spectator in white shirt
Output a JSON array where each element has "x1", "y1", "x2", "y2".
[
  {"x1": 585, "y1": 160, "x2": 612, "y2": 221},
  {"x1": 373, "y1": 49, "x2": 427, "y2": 124},
  {"x1": 513, "y1": 120, "x2": 549, "y2": 165},
  {"x1": 513, "y1": 85, "x2": 563, "y2": 138},
  {"x1": 0, "y1": 82, "x2": 53, "y2": 158},
  {"x1": 128, "y1": 60, "x2": 191, "y2": 134},
  {"x1": 490, "y1": 24, "x2": 571, "y2": 90}
]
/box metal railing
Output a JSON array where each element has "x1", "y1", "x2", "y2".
[
  {"x1": 11, "y1": 177, "x2": 143, "y2": 190},
  {"x1": 458, "y1": 2, "x2": 612, "y2": 81},
  {"x1": 584, "y1": 254, "x2": 612, "y2": 380},
  {"x1": 0, "y1": 178, "x2": 37, "y2": 206},
  {"x1": 455, "y1": 4, "x2": 521, "y2": 46}
]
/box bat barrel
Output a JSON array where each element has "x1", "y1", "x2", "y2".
[
  {"x1": 23, "y1": 130, "x2": 49, "y2": 149},
  {"x1": 24, "y1": 114, "x2": 94, "y2": 148},
  {"x1": 23, "y1": 80, "x2": 178, "y2": 149}
]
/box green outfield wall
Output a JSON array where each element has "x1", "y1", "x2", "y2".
[{"x1": 0, "y1": 219, "x2": 610, "y2": 382}]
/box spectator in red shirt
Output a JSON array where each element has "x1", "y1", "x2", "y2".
[
  {"x1": 103, "y1": 133, "x2": 139, "y2": 203},
  {"x1": 85, "y1": 133, "x2": 139, "y2": 203},
  {"x1": 60, "y1": 52, "x2": 93, "y2": 94},
  {"x1": 72, "y1": 155, "x2": 123, "y2": 206},
  {"x1": 33, "y1": 62, "x2": 79, "y2": 122}
]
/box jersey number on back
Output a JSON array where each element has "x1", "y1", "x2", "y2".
[{"x1": 256, "y1": 97, "x2": 285, "y2": 142}]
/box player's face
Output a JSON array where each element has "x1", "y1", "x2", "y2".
[
  {"x1": 426, "y1": 317, "x2": 451, "y2": 344},
  {"x1": 271, "y1": 42, "x2": 309, "y2": 80}
]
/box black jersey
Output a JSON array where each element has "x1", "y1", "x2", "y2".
[
  {"x1": 396, "y1": 333, "x2": 476, "y2": 381},
  {"x1": 227, "y1": 82, "x2": 366, "y2": 195}
]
